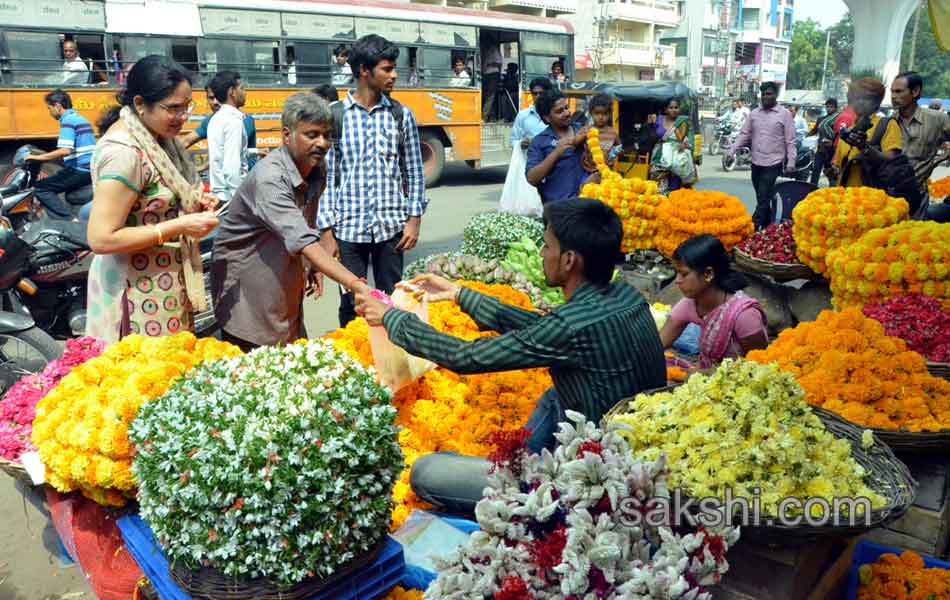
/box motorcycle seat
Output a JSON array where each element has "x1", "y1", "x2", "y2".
[
  {"x1": 65, "y1": 184, "x2": 93, "y2": 206},
  {"x1": 22, "y1": 218, "x2": 89, "y2": 250}
]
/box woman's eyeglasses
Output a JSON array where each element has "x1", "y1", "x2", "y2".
[{"x1": 157, "y1": 100, "x2": 196, "y2": 118}]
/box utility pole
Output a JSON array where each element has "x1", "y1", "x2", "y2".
[
  {"x1": 820, "y1": 28, "x2": 831, "y2": 95},
  {"x1": 908, "y1": 0, "x2": 924, "y2": 70}
]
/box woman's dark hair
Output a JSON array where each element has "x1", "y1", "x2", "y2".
[
  {"x1": 209, "y1": 70, "x2": 241, "y2": 106},
  {"x1": 672, "y1": 234, "x2": 747, "y2": 293},
  {"x1": 333, "y1": 44, "x2": 349, "y2": 58},
  {"x1": 44, "y1": 89, "x2": 72, "y2": 110},
  {"x1": 663, "y1": 96, "x2": 681, "y2": 113},
  {"x1": 543, "y1": 198, "x2": 623, "y2": 285},
  {"x1": 311, "y1": 83, "x2": 339, "y2": 103},
  {"x1": 588, "y1": 93, "x2": 612, "y2": 115},
  {"x1": 528, "y1": 77, "x2": 553, "y2": 93},
  {"x1": 99, "y1": 55, "x2": 193, "y2": 133},
  {"x1": 535, "y1": 89, "x2": 565, "y2": 118},
  {"x1": 348, "y1": 35, "x2": 399, "y2": 78}
]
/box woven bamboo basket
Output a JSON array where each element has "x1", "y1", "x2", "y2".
[
  {"x1": 927, "y1": 361, "x2": 950, "y2": 380},
  {"x1": 170, "y1": 536, "x2": 388, "y2": 600},
  {"x1": 733, "y1": 247, "x2": 818, "y2": 282},
  {"x1": 0, "y1": 456, "x2": 33, "y2": 486},
  {"x1": 603, "y1": 390, "x2": 916, "y2": 545},
  {"x1": 812, "y1": 405, "x2": 950, "y2": 453}
]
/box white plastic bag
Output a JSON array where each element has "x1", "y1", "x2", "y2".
[
  {"x1": 665, "y1": 143, "x2": 698, "y2": 185},
  {"x1": 367, "y1": 287, "x2": 437, "y2": 392},
  {"x1": 499, "y1": 144, "x2": 543, "y2": 218}
]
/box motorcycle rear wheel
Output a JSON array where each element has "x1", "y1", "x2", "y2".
[
  {"x1": 722, "y1": 154, "x2": 737, "y2": 172},
  {"x1": 0, "y1": 327, "x2": 62, "y2": 393}
]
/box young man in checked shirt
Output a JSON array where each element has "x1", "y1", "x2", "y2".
[
  {"x1": 317, "y1": 34, "x2": 427, "y2": 327},
  {"x1": 355, "y1": 198, "x2": 666, "y2": 512}
]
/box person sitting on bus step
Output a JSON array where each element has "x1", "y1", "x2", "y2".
[
  {"x1": 352, "y1": 197, "x2": 666, "y2": 513},
  {"x1": 511, "y1": 78, "x2": 552, "y2": 149},
  {"x1": 180, "y1": 81, "x2": 260, "y2": 169},
  {"x1": 312, "y1": 84, "x2": 339, "y2": 104},
  {"x1": 207, "y1": 71, "x2": 249, "y2": 202},
  {"x1": 449, "y1": 57, "x2": 471, "y2": 88},
  {"x1": 317, "y1": 34, "x2": 427, "y2": 328},
  {"x1": 332, "y1": 45, "x2": 353, "y2": 87},
  {"x1": 581, "y1": 93, "x2": 621, "y2": 173},
  {"x1": 26, "y1": 90, "x2": 95, "y2": 220},
  {"x1": 659, "y1": 234, "x2": 768, "y2": 370},
  {"x1": 61, "y1": 39, "x2": 89, "y2": 86},
  {"x1": 526, "y1": 89, "x2": 593, "y2": 204}
]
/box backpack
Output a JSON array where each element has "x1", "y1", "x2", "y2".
[
  {"x1": 330, "y1": 98, "x2": 408, "y2": 194},
  {"x1": 857, "y1": 116, "x2": 925, "y2": 215}
]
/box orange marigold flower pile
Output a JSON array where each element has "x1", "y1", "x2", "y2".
[
  {"x1": 654, "y1": 189, "x2": 753, "y2": 257},
  {"x1": 30, "y1": 333, "x2": 241, "y2": 506},
  {"x1": 747, "y1": 308, "x2": 950, "y2": 432},
  {"x1": 930, "y1": 176, "x2": 950, "y2": 200},
  {"x1": 379, "y1": 586, "x2": 424, "y2": 600},
  {"x1": 792, "y1": 186, "x2": 909, "y2": 277},
  {"x1": 579, "y1": 127, "x2": 665, "y2": 253},
  {"x1": 857, "y1": 549, "x2": 950, "y2": 600},
  {"x1": 826, "y1": 221, "x2": 950, "y2": 310},
  {"x1": 325, "y1": 281, "x2": 551, "y2": 528}
]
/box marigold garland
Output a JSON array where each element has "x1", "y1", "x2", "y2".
[
  {"x1": 747, "y1": 308, "x2": 950, "y2": 432},
  {"x1": 580, "y1": 127, "x2": 665, "y2": 253},
  {"x1": 857, "y1": 550, "x2": 950, "y2": 600},
  {"x1": 930, "y1": 176, "x2": 950, "y2": 200},
  {"x1": 826, "y1": 221, "x2": 950, "y2": 309},
  {"x1": 325, "y1": 281, "x2": 551, "y2": 528},
  {"x1": 654, "y1": 189, "x2": 753, "y2": 257},
  {"x1": 792, "y1": 187, "x2": 909, "y2": 277},
  {"x1": 30, "y1": 333, "x2": 240, "y2": 506}
]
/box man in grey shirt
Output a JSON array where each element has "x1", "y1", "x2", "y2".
[{"x1": 211, "y1": 93, "x2": 369, "y2": 350}]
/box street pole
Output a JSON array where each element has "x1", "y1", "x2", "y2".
[
  {"x1": 908, "y1": 0, "x2": 924, "y2": 70},
  {"x1": 820, "y1": 28, "x2": 831, "y2": 95}
]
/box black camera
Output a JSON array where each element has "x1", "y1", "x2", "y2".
[{"x1": 839, "y1": 116, "x2": 872, "y2": 142}]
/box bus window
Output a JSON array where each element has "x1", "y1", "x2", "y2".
[
  {"x1": 286, "y1": 42, "x2": 331, "y2": 86},
  {"x1": 395, "y1": 46, "x2": 416, "y2": 87},
  {"x1": 523, "y1": 54, "x2": 561, "y2": 86},
  {"x1": 200, "y1": 39, "x2": 280, "y2": 86},
  {"x1": 0, "y1": 31, "x2": 62, "y2": 85},
  {"x1": 116, "y1": 36, "x2": 171, "y2": 83},
  {"x1": 171, "y1": 39, "x2": 200, "y2": 79},
  {"x1": 418, "y1": 48, "x2": 455, "y2": 88},
  {"x1": 73, "y1": 34, "x2": 107, "y2": 85}
]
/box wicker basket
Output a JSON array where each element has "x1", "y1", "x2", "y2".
[
  {"x1": 603, "y1": 392, "x2": 916, "y2": 545},
  {"x1": 812, "y1": 406, "x2": 950, "y2": 453},
  {"x1": 927, "y1": 361, "x2": 950, "y2": 380},
  {"x1": 170, "y1": 536, "x2": 388, "y2": 600},
  {"x1": 0, "y1": 456, "x2": 34, "y2": 486},
  {"x1": 733, "y1": 247, "x2": 818, "y2": 282}
]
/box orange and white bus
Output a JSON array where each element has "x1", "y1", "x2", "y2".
[{"x1": 0, "y1": 0, "x2": 575, "y2": 186}]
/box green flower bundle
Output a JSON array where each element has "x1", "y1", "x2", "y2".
[
  {"x1": 459, "y1": 212, "x2": 544, "y2": 262},
  {"x1": 130, "y1": 340, "x2": 403, "y2": 586}
]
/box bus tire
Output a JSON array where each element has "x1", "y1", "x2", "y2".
[{"x1": 419, "y1": 131, "x2": 445, "y2": 187}]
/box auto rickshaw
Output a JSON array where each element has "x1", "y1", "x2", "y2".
[{"x1": 562, "y1": 81, "x2": 702, "y2": 186}]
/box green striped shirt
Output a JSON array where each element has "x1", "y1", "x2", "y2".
[{"x1": 382, "y1": 281, "x2": 667, "y2": 423}]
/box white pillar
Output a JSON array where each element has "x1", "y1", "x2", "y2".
[{"x1": 843, "y1": 0, "x2": 918, "y2": 91}]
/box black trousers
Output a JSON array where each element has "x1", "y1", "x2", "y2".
[
  {"x1": 337, "y1": 232, "x2": 404, "y2": 327},
  {"x1": 34, "y1": 166, "x2": 90, "y2": 218},
  {"x1": 750, "y1": 163, "x2": 783, "y2": 230},
  {"x1": 481, "y1": 73, "x2": 500, "y2": 122},
  {"x1": 810, "y1": 147, "x2": 831, "y2": 186}
]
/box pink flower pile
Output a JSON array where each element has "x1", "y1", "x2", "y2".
[{"x1": 0, "y1": 336, "x2": 105, "y2": 462}]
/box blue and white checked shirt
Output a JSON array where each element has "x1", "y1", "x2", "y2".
[
  {"x1": 58, "y1": 109, "x2": 96, "y2": 172},
  {"x1": 317, "y1": 92, "x2": 426, "y2": 244}
]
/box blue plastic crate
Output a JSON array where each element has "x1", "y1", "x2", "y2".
[
  {"x1": 117, "y1": 514, "x2": 405, "y2": 600},
  {"x1": 400, "y1": 515, "x2": 479, "y2": 592},
  {"x1": 845, "y1": 539, "x2": 950, "y2": 600}
]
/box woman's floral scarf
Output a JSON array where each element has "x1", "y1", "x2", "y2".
[{"x1": 698, "y1": 291, "x2": 764, "y2": 369}]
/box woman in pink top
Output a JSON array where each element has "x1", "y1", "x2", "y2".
[{"x1": 660, "y1": 235, "x2": 769, "y2": 368}]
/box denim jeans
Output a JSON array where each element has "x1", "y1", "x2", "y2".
[
  {"x1": 408, "y1": 387, "x2": 565, "y2": 513},
  {"x1": 34, "y1": 166, "x2": 90, "y2": 219}
]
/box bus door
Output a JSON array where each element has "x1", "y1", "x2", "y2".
[{"x1": 477, "y1": 28, "x2": 519, "y2": 168}]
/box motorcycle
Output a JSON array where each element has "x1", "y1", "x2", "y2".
[
  {"x1": 708, "y1": 120, "x2": 732, "y2": 156},
  {"x1": 0, "y1": 145, "x2": 93, "y2": 232},
  {"x1": 721, "y1": 130, "x2": 751, "y2": 171}
]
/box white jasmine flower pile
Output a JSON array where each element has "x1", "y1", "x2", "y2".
[
  {"x1": 130, "y1": 340, "x2": 403, "y2": 586},
  {"x1": 425, "y1": 412, "x2": 739, "y2": 599}
]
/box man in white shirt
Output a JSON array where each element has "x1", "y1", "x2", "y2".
[
  {"x1": 332, "y1": 45, "x2": 354, "y2": 87},
  {"x1": 788, "y1": 104, "x2": 808, "y2": 144},
  {"x1": 449, "y1": 57, "x2": 471, "y2": 87},
  {"x1": 729, "y1": 98, "x2": 750, "y2": 130},
  {"x1": 61, "y1": 40, "x2": 88, "y2": 86},
  {"x1": 207, "y1": 71, "x2": 248, "y2": 202}
]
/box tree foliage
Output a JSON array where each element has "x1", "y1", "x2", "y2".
[
  {"x1": 901, "y1": 4, "x2": 950, "y2": 99},
  {"x1": 788, "y1": 15, "x2": 853, "y2": 90}
]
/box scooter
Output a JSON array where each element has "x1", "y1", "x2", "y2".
[{"x1": 0, "y1": 145, "x2": 93, "y2": 232}]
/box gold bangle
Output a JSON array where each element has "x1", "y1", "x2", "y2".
[{"x1": 153, "y1": 225, "x2": 164, "y2": 246}]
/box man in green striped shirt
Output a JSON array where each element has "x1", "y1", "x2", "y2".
[{"x1": 355, "y1": 197, "x2": 666, "y2": 511}]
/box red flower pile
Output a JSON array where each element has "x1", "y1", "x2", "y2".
[
  {"x1": 863, "y1": 293, "x2": 950, "y2": 363},
  {"x1": 495, "y1": 575, "x2": 533, "y2": 600},
  {"x1": 737, "y1": 220, "x2": 799, "y2": 264},
  {"x1": 486, "y1": 427, "x2": 532, "y2": 477}
]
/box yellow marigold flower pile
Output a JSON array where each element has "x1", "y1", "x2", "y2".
[
  {"x1": 930, "y1": 176, "x2": 950, "y2": 200},
  {"x1": 30, "y1": 333, "x2": 240, "y2": 506},
  {"x1": 826, "y1": 221, "x2": 950, "y2": 309},
  {"x1": 654, "y1": 189, "x2": 753, "y2": 257},
  {"x1": 579, "y1": 127, "x2": 665, "y2": 253},
  {"x1": 791, "y1": 187, "x2": 909, "y2": 277},
  {"x1": 325, "y1": 281, "x2": 551, "y2": 528},
  {"x1": 748, "y1": 308, "x2": 950, "y2": 432},
  {"x1": 379, "y1": 586, "x2": 424, "y2": 600}
]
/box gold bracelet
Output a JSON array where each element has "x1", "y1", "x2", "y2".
[{"x1": 153, "y1": 225, "x2": 164, "y2": 246}]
